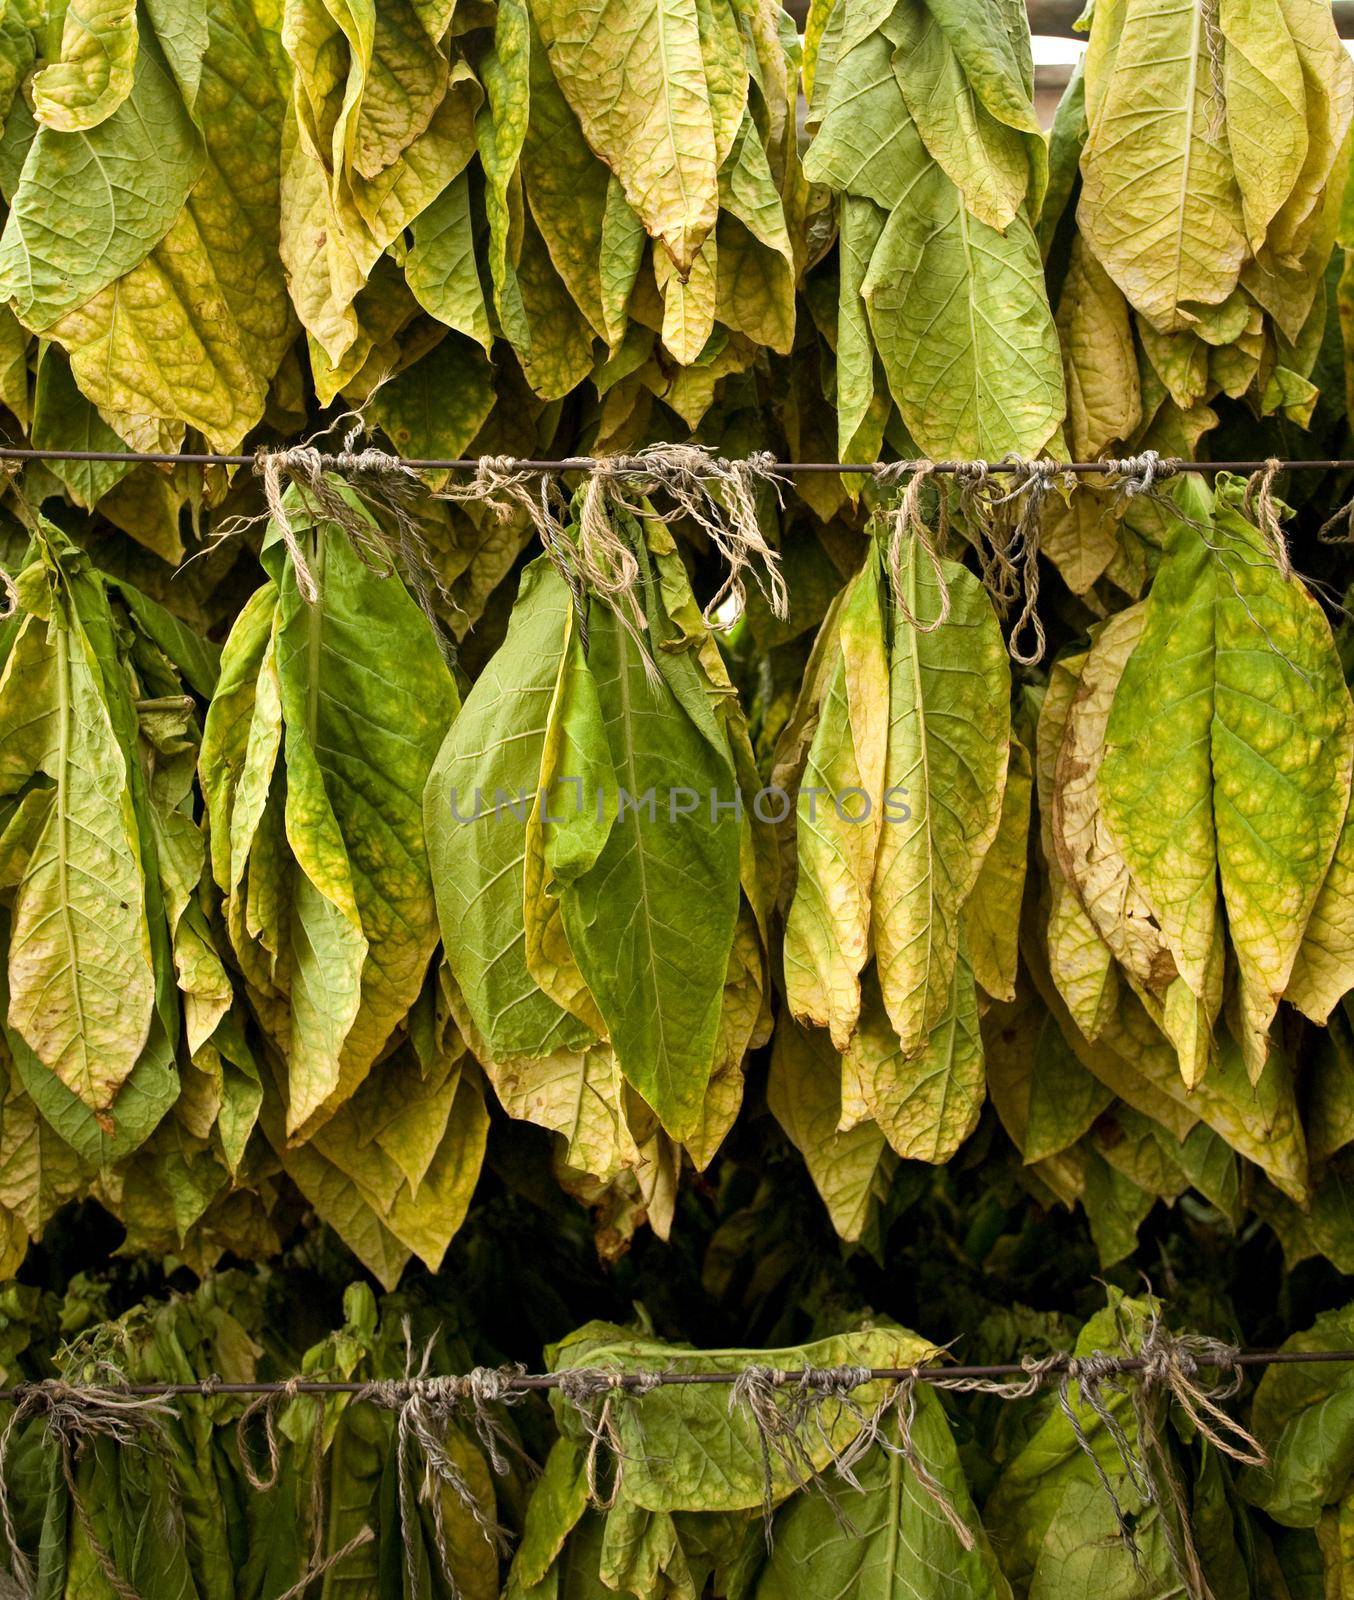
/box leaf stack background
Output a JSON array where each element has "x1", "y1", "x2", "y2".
[{"x1": 2, "y1": 0, "x2": 1354, "y2": 1594}]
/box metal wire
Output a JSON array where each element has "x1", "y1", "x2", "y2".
[
  {"x1": 1, "y1": 446, "x2": 1354, "y2": 475},
  {"x1": 5, "y1": 1347, "x2": 1351, "y2": 1404}
]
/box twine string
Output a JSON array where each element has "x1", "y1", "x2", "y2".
[
  {"x1": 0, "y1": 1338, "x2": 1304, "y2": 1589},
  {"x1": 878, "y1": 462, "x2": 953, "y2": 633},
  {"x1": 1243, "y1": 457, "x2": 1293, "y2": 577},
  {"x1": 553, "y1": 1367, "x2": 663, "y2": 1513},
  {"x1": 357, "y1": 1333, "x2": 533, "y2": 1599}
]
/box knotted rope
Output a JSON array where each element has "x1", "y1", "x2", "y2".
[
  {"x1": 729, "y1": 1365, "x2": 877, "y2": 1541},
  {"x1": 442, "y1": 446, "x2": 787, "y2": 639},
  {"x1": 358, "y1": 1337, "x2": 533, "y2": 1600},
  {"x1": 876, "y1": 462, "x2": 952, "y2": 633},
  {"x1": 1130, "y1": 1316, "x2": 1266, "y2": 1600},
  {"x1": 1242, "y1": 457, "x2": 1292, "y2": 577},
  {"x1": 951, "y1": 456, "x2": 1068, "y2": 664},
  {"x1": 1104, "y1": 450, "x2": 1181, "y2": 503},
  {"x1": 214, "y1": 431, "x2": 452, "y2": 659},
  {"x1": 554, "y1": 1367, "x2": 664, "y2": 1512},
  {"x1": 604, "y1": 444, "x2": 789, "y2": 628},
  {"x1": 0, "y1": 1330, "x2": 1276, "y2": 1591}
]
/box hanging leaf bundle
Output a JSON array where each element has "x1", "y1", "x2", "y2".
[
  {"x1": 425, "y1": 488, "x2": 777, "y2": 1243},
  {"x1": 1040, "y1": 0, "x2": 1354, "y2": 596},
  {"x1": 196, "y1": 476, "x2": 494, "y2": 1286},
  {"x1": 771, "y1": 524, "x2": 1012, "y2": 1171},
  {"x1": 1074, "y1": 0, "x2": 1353, "y2": 425},
  {"x1": 802, "y1": 0, "x2": 1065, "y2": 464},
  {"x1": 0, "y1": 514, "x2": 258, "y2": 1267}
]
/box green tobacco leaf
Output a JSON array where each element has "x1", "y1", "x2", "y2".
[
  {"x1": 530, "y1": 0, "x2": 728, "y2": 274},
  {"x1": 513, "y1": 217, "x2": 598, "y2": 400},
  {"x1": 1078, "y1": 0, "x2": 1247, "y2": 328},
  {"x1": 871, "y1": 543, "x2": 1010, "y2": 1054},
  {"x1": 1081, "y1": 1145, "x2": 1155, "y2": 1265},
  {"x1": 1056, "y1": 234, "x2": 1142, "y2": 458},
  {"x1": 1290, "y1": 797, "x2": 1354, "y2": 1023},
  {"x1": 426, "y1": 559, "x2": 596, "y2": 1062},
  {"x1": 522, "y1": 6, "x2": 611, "y2": 341},
  {"x1": 199, "y1": 582, "x2": 278, "y2": 900},
  {"x1": 887, "y1": 0, "x2": 1032, "y2": 232},
  {"x1": 987, "y1": 1294, "x2": 1177, "y2": 1593},
  {"x1": 485, "y1": 1042, "x2": 636, "y2": 1183},
  {"x1": 29, "y1": 342, "x2": 134, "y2": 509},
  {"x1": 1050, "y1": 603, "x2": 1179, "y2": 1007},
  {"x1": 559, "y1": 568, "x2": 741, "y2": 1140},
  {"x1": 0, "y1": 941, "x2": 178, "y2": 1167},
  {"x1": 111, "y1": 580, "x2": 219, "y2": 700},
  {"x1": 526, "y1": 604, "x2": 613, "y2": 1035},
  {"x1": 783, "y1": 554, "x2": 888, "y2": 1050},
  {"x1": 142, "y1": 0, "x2": 209, "y2": 112},
  {"x1": 369, "y1": 335, "x2": 496, "y2": 463},
  {"x1": 0, "y1": 600, "x2": 154, "y2": 1111},
  {"x1": 475, "y1": 0, "x2": 532, "y2": 360},
  {"x1": 804, "y1": 20, "x2": 923, "y2": 211},
  {"x1": 406, "y1": 171, "x2": 493, "y2": 351},
  {"x1": 842, "y1": 943, "x2": 985, "y2": 1164},
  {"x1": 0, "y1": 13, "x2": 204, "y2": 332},
  {"x1": 755, "y1": 1400, "x2": 1007, "y2": 1600},
  {"x1": 31, "y1": 0, "x2": 138, "y2": 133},
  {"x1": 963, "y1": 729, "x2": 1031, "y2": 1003},
  {"x1": 44, "y1": 0, "x2": 295, "y2": 451},
  {"x1": 548, "y1": 1321, "x2": 933, "y2": 1513},
  {"x1": 266, "y1": 484, "x2": 459, "y2": 1131},
  {"x1": 1243, "y1": 1304, "x2": 1354, "y2": 1526},
  {"x1": 1024, "y1": 1012, "x2": 1114, "y2": 1164},
  {"x1": 1099, "y1": 477, "x2": 1354, "y2": 1080},
  {"x1": 767, "y1": 1014, "x2": 895, "y2": 1242},
  {"x1": 1265, "y1": 0, "x2": 1354, "y2": 263},
  {"x1": 862, "y1": 158, "x2": 1064, "y2": 460},
  {"x1": 835, "y1": 194, "x2": 890, "y2": 464},
  {"x1": 1220, "y1": 0, "x2": 1308, "y2": 252}
]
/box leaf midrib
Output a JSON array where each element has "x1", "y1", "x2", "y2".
[
  {"x1": 54, "y1": 625, "x2": 88, "y2": 1090},
  {"x1": 614, "y1": 628, "x2": 673, "y2": 1089},
  {"x1": 1169, "y1": 0, "x2": 1204, "y2": 315}
]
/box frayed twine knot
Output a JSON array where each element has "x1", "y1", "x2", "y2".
[
  {"x1": 356, "y1": 1334, "x2": 530, "y2": 1598},
  {"x1": 1104, "y1": 450, "x2": 1180, "y2": 502},
  {"x1": 876, "y1": 462, "x2": 953, "y2": 634},
  {"x1": 1126, "y1": 1314, "x2": 1265, "y2": 1600},
  {"x1": 1243, "y1": 457, "x2": 1293, "y2": 577},
  {"x1": 554, "y1": 1367, "x2": 664, "y2": 1512},
  {"x1": 949, "y1": 455, "x2": 1068, "y2": 665},
  {"x1": 442, "y1": 445, "x2": 787, "y2": 644},
  {"x1": 729, "y1": 1361, "x2": 976, "y2": 1551},
  {"x1": 874, "y1": 456, "x2": 1065, "y2": 663},
  {"x1": 586, "y1": 445, "x2": 787, "y2": 631},
  {"x1": 221, "y1": 436, "x2": 451, "y2": 663}
]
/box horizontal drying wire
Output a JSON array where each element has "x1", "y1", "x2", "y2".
[
  {"x1": 4, "y1": 1345, "x2": 1354, "y2": 1404},
  {"x1": 2, "y1": 446, "x2": 1354, "y2": 474}
]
